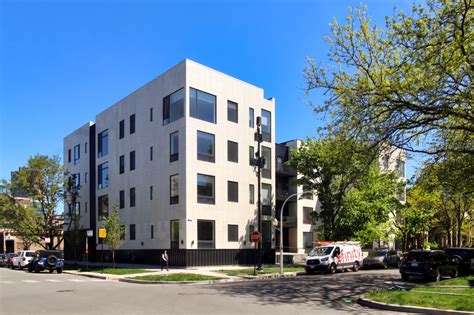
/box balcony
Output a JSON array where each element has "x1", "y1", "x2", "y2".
[
  {"x1": 282, "y1": 216, "x2": 297, "y2": 227},
  {"x1": 276, "y1": 187, "x2": 297, "y2": 201},
  {"x1": 276, "y1": 163, "x2": 297, "y2": 177}
]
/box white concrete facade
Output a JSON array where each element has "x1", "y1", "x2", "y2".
[{"x1": 64, "y1": 60, "x2": 275, "y2": 256}]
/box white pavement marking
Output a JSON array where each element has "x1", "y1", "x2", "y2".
[
  {"x1": 22, "y1": 280, "x2": 40, "y2": 283},
  {"x1": 45, "y1": 279, "x2": 64, "y2": 282},
  {"x1": 68, "y1": 279, "x2": 87, "y2": 282},
  {"x1": 0, "y1": 280, "x2": 14, "y2": 284}
]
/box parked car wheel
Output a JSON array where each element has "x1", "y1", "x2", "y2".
[
  {"x1": 353, "y1": 261, "x2": 359, "y2": 272},
  {"x1": 57, "y1": 268, "x2": 63, "y2": 274},
  {"x1": 433, "y1": 269, "x2": 441, "y2": 282},
  {"x1": 18, "y1": 263, "x2": 23, "y2": 270},
  {"x1": 401, "y1": 273, "x2": 409, "y2": 281},
  {"x1": 329, "y1": 264, "x2": 336, "y2": 274},
  {"x1": 383, "y1": 261, "x2": 388, "y2": 269},
  {"x1": 49, "y1": 268, "x2": 54, "y2": 273},
  {"x1": 452, "y1": 268, "x2": 459, "y2": 278},
  {"x1": 34, "y1": 264, "x2": 40, "y2": 273}
]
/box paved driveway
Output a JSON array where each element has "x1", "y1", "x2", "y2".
[{"x1": 0, "y1": 267, "x2": 412, "y2": 314}]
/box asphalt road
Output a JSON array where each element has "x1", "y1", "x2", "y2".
[{"x1": 0, "y1": 267, "x2": 413, "y2": 314}]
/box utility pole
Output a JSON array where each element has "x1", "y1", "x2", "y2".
[{"x1": 253, "y1": 116, "x2": 265, "y2": 270}]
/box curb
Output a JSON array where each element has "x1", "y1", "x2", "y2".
[
  {"x1": 62, "y1": 271, "x2": 110, "y2": 280},
  {"x1": 119, "y1": 278, "x2": 236, "y2": 285},
  {"x1": 240, "y1": 272, "x2": 300, "y2": 280},
  {"x1": 357, "y1": 295, "x2": 473, "y2": 314}
]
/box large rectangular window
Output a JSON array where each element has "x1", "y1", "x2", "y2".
[
  {"x1": 130, "y1": 151, "x2": 135, "y2": 171},
  {"x1": 170, "y1": 174, "x2": 179, "y2": 204},
  {"x1": 98, "y1": 130, "x2": 109, "y2": 157},
  {"x1": 249, "y1": 108, "x2": 254, "y2": 128},
  {"x1": 228, "y1": 225, "x2": 238, "y2": 242},
  {"x1": 262, "y1": 146, "x2": 272, "y2": 179},
  {"x1": 98, "y1": 195, "x2": 109, "y2": 219},
  {"x1": 130, "y1": 187, "x2": 136, "y2": 207},
  {"x1": 262, "y1": 184, "x2": 272, "y2": 215},
  {"x1": 119, "y1": 155, "x2": 125, "y2": 174},
  {"x1": 227, "y1": 100, "x2": 238, "y2": 123},
  {"x1": 228, "y1": 181, "x2": 238, "y2": 203},
  {"x1": 197, "y1": 220, "x2": 215, "y2": 249},
  {"x1": 170, "y1": 131, "x2": 179, "y2": 162},
  {"x1": 119, "y1": 120, "x2": 124, "y2": 139},
  {"x1": 98, "y1": 162, "x2": 109, "y2": 189},
  {"x1": 73, "y1": 173, "x2": 80, "y2": 189},
  {"x1": 197, "y1": 174, "x2": 215, "y2": 204},
  {"x1": 130, "y1": 224, "x2": 136, "y2": 240},
  {"x1": 261, "y1": 109, "x2": 271, "y2": 142},
  {"x1": 119, "y1": 190, "x2": 125, "y2": 209},
  {"x1": 130, "y1": 114, "x2": 135, "y2": 134},
  {"x1": 249, "y1": 184, "x2": 254, "y2": 204},
  {"x1": 303, "y1": 207, "x2": 313, "y2": 224},
  {"x1": 228, "y1": 141, "x2": 238, "y2": 163},
  {"x1": 197, "y1": 131, "x2": 215, "y2": 162},
  {"x1": 74, "y1": 144, "x2": 80, "y2": 165},
  {"x1": 163, "y1": 88, "x2": 184, "y2": 125},
  {"x1": 190, "y1": 88, "x2": 216, "y2": 123}
]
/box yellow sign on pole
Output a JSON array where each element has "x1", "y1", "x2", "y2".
[{"x1": 98, "y1": 228, "x2": 107, "y2": 238}]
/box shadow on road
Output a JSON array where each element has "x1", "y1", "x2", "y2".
[{"x1": 204, "y1": 271, "x2": 411, "y2": 313}]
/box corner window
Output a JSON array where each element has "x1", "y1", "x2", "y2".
[
  {"x1": 197, "y1": 174, "x2": 215, "y2": 204},
  {"x1": 119, "y1": 155, "x2": 125, "y2": 174},
  {"x1": 98, "y1": 195, "x2": 109, "y2": 219},
  {"x1": 227, "y1": 100, "x2": 238, "y2": 123},
  {"x1": 163, "y1": 88, "x2": 184, "y2": 125},
  {"x1": 170, "y1": 131, "x2": 179, "y2": 162},
  {"x1": 170, "y1": 174, "x2": 179, "y2": 204},
  {"x1": 190, "y1": 88, "x2": 216, "y2": 124},
  {"x1": 249, "y1": 108, "x2": 254, "y2": 128},
  {"x1": 119, "y1": 190, "x2": 125, "y2": 209},
  {"x1": 261, "y1": 146, "x2": 272, "y2": 179},
  {"x1": 227, "y1": 141, "x2": 238, "y2": 163},
  {"x1": 98, "y1": 130, "x2": 109, "y2": 157},
  {"x1": 130, "y1": 114, "x2": 135, "y2": 134},
  {"x1": 197, "y1": 220, "x2": 215, "y2": 249},
  {"x1": 98, "y1": 162, "x2": 109, "y2": 189},
  {"x1": 197, "y1": 131, "x2": 215, "y2": 162},
  {"x1": 130, "y1": 187, "x2": 136, "y2": 207},
  {"x1": 119, "y1": 120, "x2": 124, "y2": 139},
  {"x1": 74, "y1": 144, "x2": 80, "y2": 165},
  {"x1": 262, "y1": 184, "x2": 272, "y2": 215},
  {"x1": 228, "y1": 181, "x2": 238, "y2": 203},
  {"x1": 130, "y1": 151, "x2": 136, "y2": 171},
  {"x1": 228, "y1": 225, "x2": 238, "y2": 242},
  {"x1": 130, "y1": 224, "x2": 136, "y2": 240},
  {"x1": 261, "y1": 110, "x2": 271, "y2": 142}
]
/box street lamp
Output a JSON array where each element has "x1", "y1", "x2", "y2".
[
  {"x1": 252, "y1": 116, "x2": 265, "y2": 270},
  {"x1": 279, "y1": 190, "x2": 314, "y2": 274}
]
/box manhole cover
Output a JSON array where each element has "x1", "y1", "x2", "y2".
[{"x1": 56, "y1": 290, "x2": 74, "y2": 293}]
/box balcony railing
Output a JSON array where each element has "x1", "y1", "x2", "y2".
[{"x1": 276, "y1": 163, "x2": 297, "y2": 177}]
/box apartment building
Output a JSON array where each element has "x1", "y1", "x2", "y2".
[
  {"x1": 275, "y1": 140, "x2": 406, "y2": 260},
  {"x1": 63, "y1": 59, "x2": 276, "y2": 266}
]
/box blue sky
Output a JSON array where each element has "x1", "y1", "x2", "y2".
[{"x1": 0, "y1": 0, "x2": 419, "y2": 181}]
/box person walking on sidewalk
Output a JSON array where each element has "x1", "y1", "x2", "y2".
[{"x1": 161, "y1": 250, "x2": 169, "y2": 271}]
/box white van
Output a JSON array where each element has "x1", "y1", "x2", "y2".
[{"x1": 305, "y1": 242, "x2": 362, "y2": 274}]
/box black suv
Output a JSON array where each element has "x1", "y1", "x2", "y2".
[
  {"x1": 400, "y1": 250, "x2": 458, "y2": 281},
  {"x1": 28, "y1": 250, "x2": 64, "y2": 273},
  {"x1": 446, "y1": 248, "x2": 474, "y2": 275}
]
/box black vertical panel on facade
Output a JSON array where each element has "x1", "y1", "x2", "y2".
[{"x1": 89, "y1": 124, "x2": 97, "y2": 262}]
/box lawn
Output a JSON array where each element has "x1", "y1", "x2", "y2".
[
  {"x1": 130, "y1": 273, "x2": 223, "y2": 281},
  {"x1": 366, "y1": 279, "x2": 474, "y2": 312},
  {"x1": 425, "y1": 275, "x2": 474, "y2": 287},
  {"x1": 218, "y1": 265, "x2": 305, "y2": 276},
  {"x1": 65, "y1": 265, "x2": 149, "y2": 275}
]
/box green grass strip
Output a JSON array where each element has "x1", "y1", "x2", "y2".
[
  {"x1": 130, "y1": 273, "x2": 223, "y2": 282},
  {"x1": 425, "y1": 275, "x2": 474, "y2": 287},
  {"x1": 218, "y1": 266, "x2": 305, "y2": 276}
]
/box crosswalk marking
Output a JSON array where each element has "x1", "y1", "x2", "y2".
[
  {"x1": 0, "y1": 280, "x2": 14, "y2": 284},
  {"x1": 68, "y1": 279, "x2": 86, "y2": 282},
  {"x1": 45, "y1": 279, "x2": 63, "y2": 282},
  {"x1": 22, "y1": 280, "x2": 39, "y2": 283}
]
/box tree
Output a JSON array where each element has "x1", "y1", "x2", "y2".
[
  {"x1": 7, "y1": 155, "x2": 67, "y2": 249},
  {"x1": 103, "y1": 208, "x2": 125, "y2": 269},
  {"x1": 65, "y1": 213, "x2": 82, "y2": 264},
  {"x1": 304, "y1": 0, "x2": 473, "y2": 157},
  {"x1": 288, "y1": 136, "x2": 402, "y2": 242}
]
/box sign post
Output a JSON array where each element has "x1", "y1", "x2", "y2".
[
  {"x1": 86, "y1": 230, "x2": 93, "y2": 270},
  {"x1": 251, "y1": 230, "x2": 261, "y2": 275},
  {"x1": 98, "y1": 228, "x2": 106, "y2": 265}
]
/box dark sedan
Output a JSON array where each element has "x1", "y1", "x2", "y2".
[
  {"x1": 400, "y1": 250, "x2": 458, "y2": 281},
  {"x1": 446, "y1": 248, "x2": 474, "y2": 275},
  {"x1": 363, "y1": 250, "x2": 400, "y2": 269}
]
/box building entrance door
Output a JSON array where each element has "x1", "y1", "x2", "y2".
[{"x1": 170, "y1": 220, "x2": 179, "y2": 249}]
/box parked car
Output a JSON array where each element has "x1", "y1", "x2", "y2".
[
  {"x1": 0, "y1": 253, "x2": 6, "y2": 267},
  {"x1": 445, "y1": 247, "x2": 474, "y2": 275},
  {"x1": 11, "y1": 250, "x2": 35, "y2": 270},
  {"x1": 6, "y1": 253, "x2": 16, "y2": 268},
  {"x1": 399, "y1": 250, "x2": 458, "y2": 281},
  {"x1": 28, "y1": 250, "x2": 64, "y2": 273},
  {"x1": 305, "y1": 242, "x2": 362, "y2": 274},
  {"x1": 363, "y1": 249, "x2": 400, "y2": 269}
]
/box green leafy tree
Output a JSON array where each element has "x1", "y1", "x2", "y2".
[
  {"x1": 65, "y1": 213, "x2": 82, "y2": 264},
  {"x1": 103, "y1": 207, "x2": 125, "y2": 269},
  {"x1": 6, "y1": 155, "x2": 67, "y2": 249},
  {"x1": 304, "y1": 0, "x2": 473, "y2": 156}
]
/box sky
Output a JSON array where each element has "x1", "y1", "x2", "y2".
[{"x1": 0, "y1": 0, "x2": 420, "y2": 182}]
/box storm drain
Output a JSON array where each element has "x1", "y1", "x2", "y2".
[{"x1": 56, "y1": 290, "x2": 74, "y2": 293}]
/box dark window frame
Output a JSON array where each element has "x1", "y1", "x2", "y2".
[
  {"x1": 98, "y1": 162, "x2": 109, "y2": 189},
  {"x1": 119, "y1": 155, "x2": 125, "y2": 174},
  {"x1": 98, "y1": 195, "x2": 109, "y2": 219},
  {"x1": 130, "y1": 187, "x2": 136, "y2": 207},
  {"x1": 98, "y1": 129, "x2": 109, "y2": 158},
  {"x1": 197, "y1": 131, "x2": 215, "y2": 163},
  {"x1": 119, "y1": 120, "x2": 125, "y2": 139},
  {"x1": 130, "y1": 224, "x2": 136, "y2": 240},
  {"x1": 130, "y1": 114, "x2": 136, "y2": 134},
  {"x1": 163, "y1": 88, "x2": 185, "y2": 125},
  {"x1": 228, "y1": 225, "x2": 238, "y2": 242},
  {"x1": 197, "y1": 220, "x2": 215, "y2": 249},
  {"x1": 74, "y1": 144, "x2": 80, "y2": 165},
  {"x1": 189, "y1": 87, "x2": 217, "y2": 124},
  {"x1": 130, "y1": 151, "x2": 136, "y2": 171},
  {"x1": 249, "y1": 107, "x2": 254, "y2": 128},
  {"x1": 119, "y1": 190, "x2": 125, "y2": 209},
  {"x1": 170, "y1": 131, "x2": 179, "y2": 162},
  {"x1": 197, "y1": 174, "x2": 215, "y2": 204},
  {"x1": 170, "y1": 174, "x2": 179, "y2": 204},
  {"x1": 227, "y1": 100, "x2": 238, "y2": 123},
  {"x1": 261, "y1": 109, "x2": 271, "y2": 142},
  {"x1": 227, "y1": 141, "x2": 238, "y2": 163},
  {"x1": 228, "y1": 181, "x2": 239, "y2": 203}
]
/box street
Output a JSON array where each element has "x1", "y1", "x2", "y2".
[{"x1": 0, "y1": 267, "x2": 413, "y2": 314}]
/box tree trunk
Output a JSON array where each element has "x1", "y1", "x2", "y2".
[{"x1": 112, "y1": 250, "x2": 115, "y2": 269}]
